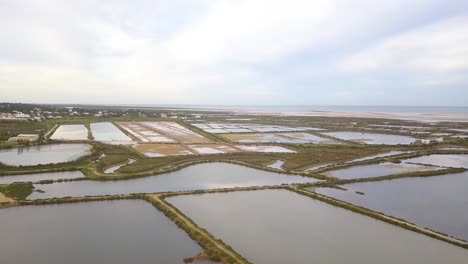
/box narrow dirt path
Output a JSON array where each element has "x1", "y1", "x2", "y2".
[{"x1": 44, "y1": 124, "x2": 58, "y2": 139}]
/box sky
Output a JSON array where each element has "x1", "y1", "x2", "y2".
[{"x1": 1, "y1": 0, "x2": 468, "y2": 106}]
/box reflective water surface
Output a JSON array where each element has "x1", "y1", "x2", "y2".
[
  {"x1": 0, "y1": 200, "x2": 201, "y2": 264},
  {"x1": 326, "y1": 162, "x2": 441, "y2": 180},
  {"x1": 91, "y1": 122, "x2": 133, "y2": 142},
  {"x1": 0, "y1": 171, "x2": 84, "y2": 184},
  {"x1": 317, "y1": 171, "x2": 468, "y2": 241},
  {"x1": 322, "y1": 131, "x2": 416, "y2": 145},
  {"x1": 0, "y1": 144, "x2": 92, "y2": 166},
  {"x1": 50, "y1": 125, "x2": 88, "y2": 140},
  {"x1": 29, "y1": 162, "x2": 318, "y2": 199},
  {"x1": 404, "y1": 154, "x2": 468, "y2": 169},
  {"x1": 168, "y1": 189, "x2": 468, "y2": 264}
]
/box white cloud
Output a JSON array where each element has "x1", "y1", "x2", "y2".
[
  {"x1": 0, "y1": 0, "x2": 466, "y2": 104},
  {"x1": 341, "y1": 16, "x2": 468, "y2": 74}
]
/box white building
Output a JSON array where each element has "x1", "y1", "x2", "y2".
[{"x1": 9, "y1": 134, "x2": 40, "y2": 142}]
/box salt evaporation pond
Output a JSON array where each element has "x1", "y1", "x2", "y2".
[
  {"x1": 0, "y1": 171, "x2": 84, "y2": 184},
  {"x1": 348, "y1": 150, "x2": 412, "y2": 163},
  {"x1": 326, "y1": 162, "x2": 441, "y2": 180},
  {"x1": 28, "y1": 162, "x2": 318, "y2": 199},
  {"x1": 267, "y1": 160, "x2": 284, "y2": 170},
  {"x1": 167, "y1": 189, "x2": 468, "y2": 264},
  {"x1": 404, "y1": 154, "x2": 468, "y2": 169},
  {"x1": 322, "y1": 131, "x2": 416, "y2": 145},
  {"x1": 0, "y1": 144, "x2": 92, "y2": 166},
  {"x1": 0, "y1": 200, "x2": 202, "y2": 264},
  {"x1": 50, "y1": 124, "x2": 88, "y2": 140},
  {"x1": 104, "y1": 158, "x2": 136, "y2": 174},
  {"x1": 317, "y1": 171, "x2": 468, "y2": 241},
  {"x1": 306, "y1": 151, "x2": 413, "y2": 171},
  {"x1": 91, "y1": 122, "x2": 133, "y2": 142}
]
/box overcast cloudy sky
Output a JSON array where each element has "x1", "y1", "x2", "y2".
[{"x1": 1, "y1": 0, "x2": 467, "y2": 106}]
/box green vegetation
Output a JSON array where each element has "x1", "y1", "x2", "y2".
[
  {"x1": 84, "y1": 122, "x2": 94, "y2": 140},
  {"x1": 0, "y1": 183, "x2": 34, "y2": 200},
  {"x1": 0, "y1": 120, "x2": 49, "y2": 141},
  {"x1": 336, "y1": 167, "x2": 467, "y2": 185}
]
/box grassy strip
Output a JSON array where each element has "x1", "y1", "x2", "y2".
[
  {"x1": 0, "y1": 183, "x2": 34, "y2": 200},
  {"x1": 290, "y1": 187, "x2": 468, "y2": 249},
  {"x1": 43, "y1": 124, "x2": 59, "y2": 140},
  {"x1": 112, "y1": 122, "x2": 139, "y2": 141},
  {"x1": 145, "y1": 195, "x2": 251, "y2": 263},
  {"x1": 84, "y1": 122, "x2": 94, "y2": 140},
  {"x1": 336, "y1": 167, "x2": 467, "y2": 185},
  {"x1": 88, "y1": 156, "x2": 322, "y2": 181},
  {"x1": 19, "y1": 194, "x2": 142, "y2": 205}
]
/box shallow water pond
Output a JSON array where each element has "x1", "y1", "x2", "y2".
[
  {"x1": 0, "y1": 171, "x2": 84, "y2": 184},
  {"x1": 0, "y1": 200, "x2": 202, "y2": 264},
  {"x1": 28, "y1": 162, "x2": 318, "y2": 199},
  {"x1": 104, "y1": 158, "x2": 136, "y2": 174},
  {"x1": 0, "y1": 144, "x2": 92, "y2": 166},
  {"x1": 403, "y1": 154, "x2": 468, "y2": 169},
  {"x1": 317, "y1": 171, "x2": 468, "y2": 241},
  {"x1": 167, "y1": 189, "x2": 468, "y2": 264},
  {"x1": 50, "y1": 125, "x2": 88, "y2": 140},
  {"x1": 91, "y1": 122, "x2": 133, "y2": 142},
  {"x1": 306, "y1": 151, "x2": 413, "y2": 171},
  {"x1": 322, "y1": 131, "x2": 416, "y2": 145},
  {"x1": 326, "y1": 162, "x2": 441, "y2": 180},
  {"x1": 347, "y1": 150, "x2": 412, "y2": 163},
  {"x1": 267, "y1": 160, "x2": 284, "y2": 170}
]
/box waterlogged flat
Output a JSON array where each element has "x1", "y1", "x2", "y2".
[
  {"x1": 326, "y1": 162, "x2": 442, "y2": 180},
  {"x1": 167, "y1": 189, "x2": 468, "y2": 264},
  {"x1": 223, "y1": 132, "x2": 336, "y2": 144},
  {"x1": 306, "y1": 151, "x2": 413, "y2": 171},
  {"x1": 322, "y1": 131, "x2": 416, "y2": 145},
  {"x1": 317, "y1": 171, "x2": 468, "y2": 241},
  {"x1": 104, "y1": 158, "x2": 136, "y2": 174},
  {"x1": 404, "y1": 154, "x2": 468, "y2": 169},
  {"x1": 347, "y1": 150, "x2": 412, "y2": 163},
  {"x1": 267, "y1": 160, "x2": 284, "y2": 170},
  {"x1": 0, "y1": 144, "x2": 92, "y2": 166},
  {"x1": 91, "y1": 122, "x2": 133, "y2": 142},
  {"x1": 0, "y1": 171, "x2": 84, "y2": 184},
  {"x1": 0, "y1": 200, "x2": 201, "y2": 264},
  {"x1": 28, "y1": 162, "x2": 317, "y2": 199},
  {"x1": 50, "y1": 125, "x2": 88, "y2": 140}
]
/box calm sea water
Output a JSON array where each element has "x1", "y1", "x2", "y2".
[{"x1": 113, "y1": 105, "x2": 468, "y2": 114}]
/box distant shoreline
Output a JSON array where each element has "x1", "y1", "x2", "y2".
[{"x1": 2, "y1": 103, "x2": 467, "y2": 122}]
